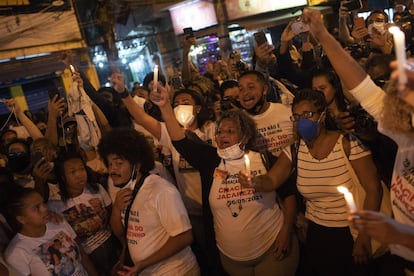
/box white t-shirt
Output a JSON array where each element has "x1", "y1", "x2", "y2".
[
  {"x1": 5, "y1": 221, "x2": 87, "y2": 276},
  {"x1": 122, "y1": 174, "x2": 197, "y2": 275},
  {"x1": 351, "y1": 76, "x2": 414, "y2": 262},
  {"x1": 158, "y1": 123, "x2": 215, "y2": 215},
  {"x1": 286, "y1": 135, "x2": 370, "y2": 227},
  {"x1": 209, "y1": 151, "x2": 283, "y2": 261},
  {"x1": 47, "y1": 184, "x2": 112, "y2": 254},
  {"x1": 252, "y1": 103, "x2": 294, "y2": 157}
]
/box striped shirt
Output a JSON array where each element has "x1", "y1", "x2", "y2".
[{"x1": 294, "y1": 135, "x2": 370, "y2": 227}]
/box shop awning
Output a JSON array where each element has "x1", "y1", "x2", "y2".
[
  {"x1": 0, "y1": 6, "x2": 86, "y2": 60},
  {"x1": 229, "y1": 6, "x2": 333, "y2": 31}
]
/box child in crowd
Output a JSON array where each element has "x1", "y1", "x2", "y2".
[
  {"x1": 3, "y1": 186, "x2": 98, "y2": 275},
  {"x1": 48, "y1": 151, "x2": 120, "y2": 275}
]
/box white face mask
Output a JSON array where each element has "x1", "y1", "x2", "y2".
[
  {"x1": 217, "y1": 142, "x2": 245, "y2": 160},
  {"x1": 133, "y1": 96, "x2": 146, "y2": 108},
  {"x1": 174, "y1": 105, "x2": 195, "y2": 128},
  {"x1": 368, "y1": 22, "x2": 385, "y2": 35}
]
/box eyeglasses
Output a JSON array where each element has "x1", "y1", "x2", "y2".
[{"x1": 290, "y1": 111, "x2": 318, "y2": 122}]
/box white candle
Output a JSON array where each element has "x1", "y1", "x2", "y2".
[
  {"x1": 337, "y1": 186, "x2": 357, "y2": 212},
  {"x1": 244, "y1": 154, "x2": 251, "y2": 177},
  {"x1": 389, "y1": 26, "x2": 407, "y2": 85},
  {"x1": 69, "y1": 64, "x2": 76, "y2": 73},
  {"x1": 153, "y1": 65, "x2": 159, "y2": 92}
]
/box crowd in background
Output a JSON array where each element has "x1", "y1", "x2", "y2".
[{"x1": 0, "y1": 1, "x2": 414, "y2": 275}]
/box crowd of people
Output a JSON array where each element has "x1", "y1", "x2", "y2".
[{"x1": 0, "y1": 1, "x2": 413, "y2": 276}]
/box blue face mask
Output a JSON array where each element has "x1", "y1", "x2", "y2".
[{"x1": 296, "y1": 112, "x2": 324, "y2": 143}]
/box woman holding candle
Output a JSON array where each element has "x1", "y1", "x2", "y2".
[
  {"x1": 151, "y1": 87, "x2": 299, "y2": 276},
  {"x1": 240, "y1": 88, "x2": 382, "y2": 275},
  {"x1": 300, "y1": 7, "x2": 414, "y2": 273}
]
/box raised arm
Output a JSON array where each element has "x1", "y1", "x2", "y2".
[
  {"x1": 44, "y1": 96, "x2": 66, "y2": 146},
  {"x1": 110, "y1": 72, "x2": 162, "y2": 140},
  {"x1": 4, "y1": 99, "x2": 43, "y2": 140},
  {"x1": 337, "y1": 1, "x2": 355, "y2": 45},
  {"x1": 239, "y1": 151, "x2": 293, "y2": 192},
  {"x1": 181, "y1": 37, "x2": 196, "y2": 83},
  {"x1": 151, "y1": 85, "x2": 185, "y2": 141},
  {"x1": 302, "y1": 7, "x2": 367, "y2": 90}
]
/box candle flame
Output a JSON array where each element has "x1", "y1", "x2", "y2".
[
  {"x1": 337, "y1": 186, "x2": 349, "y2": 194},
  {"x1": 244, "y1": 154, "x2": 250, "y2": 164}
]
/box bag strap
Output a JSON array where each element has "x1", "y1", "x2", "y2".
[
  {"x1": 124, "y1": 171, "x2": 150, "y2": 232},
  {"x1": 121, "y1": 171, "x2": 150, "y2": 267},
  {"x1": 339, "y1": 135, "x2": 359, "y2": 183}
]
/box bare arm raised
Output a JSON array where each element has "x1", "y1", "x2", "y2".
[
  {"x1": 110, "y1": 72, "x2": 162, "y2": 140},
  {"x1": 302, "y1": 8, "x2": 367, "y2": 90}
]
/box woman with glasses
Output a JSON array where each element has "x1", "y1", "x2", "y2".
[
  {"x1": 151, "y1": 86, "x2": 299, "y2": 276},
  {"x1": 240, "y1": 89, "x2": 382, "y2": 276}
]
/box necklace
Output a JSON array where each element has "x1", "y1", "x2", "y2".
[{"x1": 222, "y1": 160, "x2": 243, "y2": 218}]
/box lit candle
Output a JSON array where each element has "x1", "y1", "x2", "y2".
[
  {"x1": 153, "y1": 65, "x2": 159, "y2": 92},
  {"x1": 69, "y1": 64, "x2": 76, "y2": 73},
  {"x1": 244, "y1": 154, "x2": 251, "y2": 177},
  {"x1": 389, "y1": 26, "x2": 407, "y2": 85},
  {"x1": 337, "y1": 186, "x2": 357, "y2": 212}
]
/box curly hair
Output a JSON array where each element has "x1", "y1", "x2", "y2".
[
  {"x1": 98, "y1": 128, "x2": 155, "y2": 174},
  {"x1": 382, "y1": 80, "x2": 414, "y2": 133},
  {"x1": 292, "y1": 88, "x2": 328, "y2": 114},
  {"x1": 216, "y1": 109, "x2": 257, "y2": 150}
]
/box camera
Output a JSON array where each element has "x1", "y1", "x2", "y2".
[
  {"x1": 183, "y1": 27, "x2": 194, "y2": 39},
  {"x1": 347, "y1": 43, "x2": 370, "y2": 60},
  {"x1": 235, "y1": 61, "x2": 246, "y2": 72},
  {"x1": 348, "y1": 105, "x2": 376, "y2": 135},
  {"x1": 220, "y1": 96, "x2": 241, "y2": 111}
]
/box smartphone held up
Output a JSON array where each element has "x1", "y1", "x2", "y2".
[
  {"x1": 343, "y1": 0, "x2": 362, "y2": 11},
  {"x1": 253, "y1": 31, "x2": 268, "y2": 46}
]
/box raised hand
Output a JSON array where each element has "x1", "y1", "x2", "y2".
[
  {"x1": 109, "y1": 72, "x2": 126, "y2": 93},
  {"x1": 149, "y1": 84, "x2": 170, "y2": 108}
]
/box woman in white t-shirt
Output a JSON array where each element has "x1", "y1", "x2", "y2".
[{"x1": 153, "y1": 87, "x2": 299, "y2": 276}]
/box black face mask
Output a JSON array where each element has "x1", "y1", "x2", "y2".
[
  {"x1": 7, "y1": 152, "x2": 30, "y2": 173},
  {"x1": 246, "y1": 92, "x2": 266, "y2": 115}
]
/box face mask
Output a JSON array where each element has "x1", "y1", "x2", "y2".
[
  {"x1": 174, "y1": 105, "x2": 195, "y2": 128},
  {"x1": 217, "y1": 142, "x2": 245, "y2": 160},
  {"x1": 133, "y1": 96, "x2": 146, "y2": 108},
  {"x1": 7, "y1": 152, "x2": 30, "y2": 173},
  {"x1": 296, "y1": 113, "x2": 324, "y2": 143},
  {"x1": 246, "y1": 91, "x2": 266, "y2": 115},
  {"x1": 368, "y1": 22, "x2": 385, "y2": 35}
]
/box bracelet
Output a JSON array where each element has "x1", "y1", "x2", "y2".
[{"x1": 119, "y1": 89, "x2": 129, "y2": 99}]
